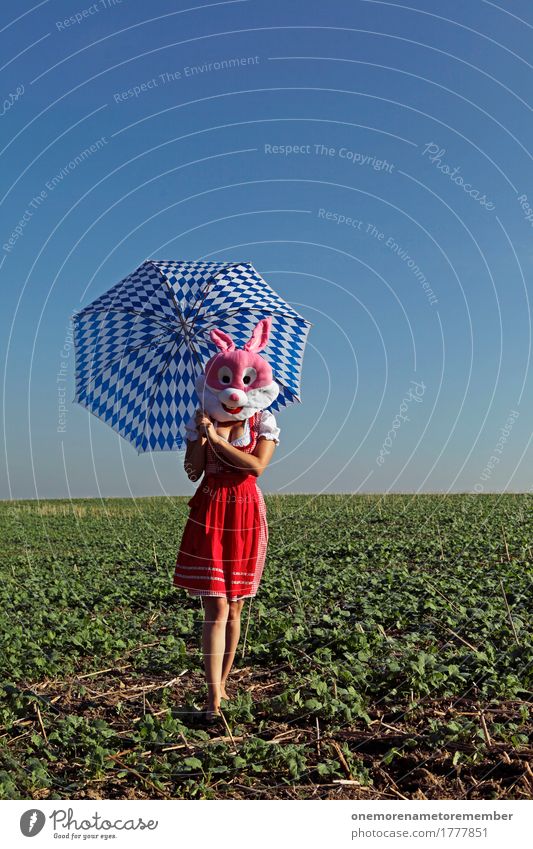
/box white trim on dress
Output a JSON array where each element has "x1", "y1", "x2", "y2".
[{"x1": 184, "y1": 409, "x2": 280, "y2": 446}]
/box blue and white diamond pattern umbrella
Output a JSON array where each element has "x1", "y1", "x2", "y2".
[{"x1": 72, "y1": 260, "x2": 311, "y2": 452}]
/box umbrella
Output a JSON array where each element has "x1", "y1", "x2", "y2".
[{"x1": 72, "y1": 259, "x2": 311, "y2": 452}]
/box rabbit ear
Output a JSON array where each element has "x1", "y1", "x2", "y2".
[
  {"x1": 209, "y1": 327, "x2": 235, "y2": 352},
  {"x1": 243, "y1": 316, "x2": 272, "y2": 352}
]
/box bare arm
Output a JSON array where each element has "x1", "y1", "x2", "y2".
[
  {"x1": 208, "y1": 431, "x2": 276, "y2": 477},
  {"x1": 184, "y1": 436, "x2": 206, "y2": 481}
]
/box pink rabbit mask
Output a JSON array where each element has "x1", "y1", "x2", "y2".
[{"x1": 195, "y1": 317, "x2": 280, "y2": 422}]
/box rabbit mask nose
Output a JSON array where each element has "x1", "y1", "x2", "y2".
[{"x1": 229, "y1": 392, "x2": 240, "y2": 401}]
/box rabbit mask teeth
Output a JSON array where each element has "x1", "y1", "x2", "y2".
[{"x1": 194, "y1": 374, "x2": 279, "y2": 422}]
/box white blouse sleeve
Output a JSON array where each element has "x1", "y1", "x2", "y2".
[
  {"x1": 184, "y1": 414, "x2": 199, "y2": 442},
  {"x1": 258, "y1": 410, "x2": 280, "y2": 444}
]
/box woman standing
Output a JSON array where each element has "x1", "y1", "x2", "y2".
[{"x1": 173, "y1": 319, "x2": 280, "y2": 720}]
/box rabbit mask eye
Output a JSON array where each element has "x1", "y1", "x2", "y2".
[
  {"x1": 242, "y1": 367, "x2": 257, "y2": 386},
  {"x1": 217, "y1": 366, "x2": 233, "y2": 385}
]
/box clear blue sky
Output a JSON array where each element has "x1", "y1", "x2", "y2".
[{"x1": 1, "y1": 0, "x2": 532, "y2": 498}]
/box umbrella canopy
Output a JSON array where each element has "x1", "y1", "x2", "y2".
[{"x1": 72, "y1": 260, "x2": 311, "y2": 452}]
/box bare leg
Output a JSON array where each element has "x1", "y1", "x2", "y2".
[
  {"x1": 201, "y1": 597, "x2": 229, "y2": 713},
  {"x1": 221, "y1": 599, "x2": 245, "y2": 697}
]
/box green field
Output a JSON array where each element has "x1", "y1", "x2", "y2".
[{"x1": 1, "y1": 494, "x2": 532, "y2": 800}]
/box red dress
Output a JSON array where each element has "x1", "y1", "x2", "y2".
[{"x1": 173, "y1": 411, "x2": 269, "y2": 601}]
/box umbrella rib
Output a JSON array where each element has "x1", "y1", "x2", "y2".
[
  {"x1": 192, "y1": 308, "x2": 310, "y2": 344},
  {"x1": 97, "y1": 277, "x2": 210, "y2": 451},
  {"x1": 186, "y1": 337, "x2": 205, "y2": 379},
  {"x1": 199, "y1": 307, "x2": 307, "y2": 327},
  {"x1": 138, "y1": 339, "x2": 179, "y2": 451},
  {"x1": 158, "y1": 276, "x2": 206, "y2": 371},
  {"x1": 75, "y1": 307, "x2": 175, "y2": 333},
  {"x1": 185, "y1": 265, "x2": 234, "y2": 331},
  {"x1": 79, "y1": 329, "x2": 177, "y2": 392}
]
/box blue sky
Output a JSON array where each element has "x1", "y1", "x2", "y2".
[{"x1": 1, "y1": 0, "x2": 532, "y2": 497}]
